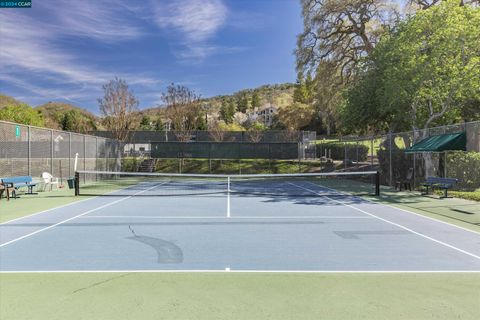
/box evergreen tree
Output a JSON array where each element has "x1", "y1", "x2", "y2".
[
  {"x1": 293, "y1": 72, "x2": 315, "y2": 104},
  {"x1": 236, "y1": 93, "x2": 249, "y2": 113},
  {"x1": 154, "y1": 119, "x2": 164, "y2": 131},
  {"x1": 60, "y1": 110, "x2": 76, "y2": 131},
  {"x1": 139, "y1": 115, "x2": 152, "y2": 130},
  {"x1": 251, "y1": 92, "x2": 261, "y2": 109},
  {"x1": 220, "y1": 99, "x2": 235, "y2": 124}
]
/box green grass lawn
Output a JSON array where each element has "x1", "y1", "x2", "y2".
[{"x1": 1, "y1": 273, "x2": 479, "y2": 320}]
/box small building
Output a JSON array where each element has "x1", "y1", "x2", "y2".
[{"x1": 247, "y1": 103, "x2": 278, "y2": 127}]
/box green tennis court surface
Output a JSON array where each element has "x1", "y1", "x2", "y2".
[
  {"x1": 1, "y1": 173, "x2": 479, "y2": 319},
  {"x1": 1, "y1": 273, "x2": 479, "y2": 320}
]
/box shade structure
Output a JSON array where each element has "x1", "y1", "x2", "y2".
[{"x1": 405, "y1": 132, "x2": 466, "y2": 153}]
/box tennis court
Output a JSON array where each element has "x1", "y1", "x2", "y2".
[{"x1": 1, "y1": 171, "x2": 479, "y2": 272}]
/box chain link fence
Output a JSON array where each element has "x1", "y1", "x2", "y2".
[
  {"x1": 0, "y1": 120, "x2": 122, "y2": 182},
  {"x1": 318, "y1": 121, "x2": 480, "y2": 191},
  {"x1": 93, "y1": 130, "x2": 317, "y2": 160}
]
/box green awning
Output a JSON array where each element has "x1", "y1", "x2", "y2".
[{"x1": 405, "y1": 132, "x2": 466, "y2": 153}]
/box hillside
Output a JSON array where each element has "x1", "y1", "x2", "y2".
[
  {"x1": 139, "y1": 83, "x2": 295, "y2": 118},
  {"x1": 35, "y1": 102, "x2": 99, "y2": 131},
  {"x1": 204, "y1": 83, "x2": 295, "y2": 110},
  {"x1": 0, "y1": 94, "x2": 26, "y2": 109},
  {"x1": 0, "y1": 83, "x2": 296, "y2": 131}
]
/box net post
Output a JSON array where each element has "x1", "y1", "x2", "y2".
[
  {"x1": 74, "y1": 171, "x2": 80, "y2": 196},
  {"x1": 375, "y1": 171, "x2": 380, "y2": 196},
  {"x1": 227, "y1": 176, "x2": 231, "y2": 218}
]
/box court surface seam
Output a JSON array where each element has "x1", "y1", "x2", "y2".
[
  {"x1": 78, "y1": 215, "x2": 374, "y2": 219},
  {"x1": 1, "y1": 270, "x2": 480, "y2": 274}
]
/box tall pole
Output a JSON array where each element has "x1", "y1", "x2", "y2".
[
  {"x1": 51, "y1": 130, "x2": 54, "y2": 175},
  {"x1": 27, "y1": 126, "x2": 31, "y2": 176},
  {"x1": 389, "y1": 131, "x2": 393, "y2": 186}
]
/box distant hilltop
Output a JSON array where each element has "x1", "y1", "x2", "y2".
[{"x1": 0, "y1": 83, "x2": 295, "y2": 133}]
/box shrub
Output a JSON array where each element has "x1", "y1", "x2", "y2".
[{"x1": 446, "y1": 151, "x2": 480, "y2": 191}]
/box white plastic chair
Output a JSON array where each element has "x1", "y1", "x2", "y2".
[{"x1": 41, "y1": 172, "x2": 59, "y2": 191}]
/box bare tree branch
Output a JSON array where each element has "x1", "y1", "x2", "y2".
[
  {"x1": 161, "y1": 84, "x2": 202, "y2": 142},
  {"x1": 98, "y1": 77, "x2": 138, "y2": 142}
]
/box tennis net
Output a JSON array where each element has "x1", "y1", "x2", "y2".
[{"x1": 74, "y1": 170, "x2": 380, "y2": 197}]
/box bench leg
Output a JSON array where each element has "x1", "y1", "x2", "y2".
[
  {"x1": 440, "y1": 188, "x2": 451, "y2": 199},
  {"x1": 24, "y1": 186, "x2": 38, "y2": 195},
  {"x1": 421, "y1": 185, "x2": 429, "y2": 195}
]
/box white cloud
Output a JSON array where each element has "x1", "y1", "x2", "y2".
[
  {"x1": 0, "y1": 9, "x2": 160, "y2": 104},
  {"x1": 0, "y1": 73, "x2": 91, "y2": 103},
  {"x1": 154, "y1": 0, "x2": 227, "y2": 42},
  {"x1": 43, "y1": 0, "x2": 144, "y2": 41},
  {"x1": 175, "y1": 44, "x2": 246, "y2": 61},
  {"x1": 152, "y1": 0, "x2": 228, "y2": 60}
]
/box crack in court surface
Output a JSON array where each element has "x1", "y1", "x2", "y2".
[{"x1": 72, "y1": 273, "x2": 132, "y2": 294}]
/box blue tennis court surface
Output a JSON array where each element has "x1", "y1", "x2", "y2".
[{"x1": 1, "y1": 179, "x2": 480, "y2": 272}]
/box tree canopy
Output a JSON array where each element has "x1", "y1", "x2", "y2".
[{"x1": 341, "y1": 0, "x2": 480, "y2": 133}]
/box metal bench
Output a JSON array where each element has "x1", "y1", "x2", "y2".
[
  {"x1": 422, "y1": 177, "x2": 458, "y2": 198},
  {"x1": 1, "y1": 176, "x2": 38, "y2": 198},
  {"x1": 0, "y1": 181, "x2": 15, "y2": 200}
]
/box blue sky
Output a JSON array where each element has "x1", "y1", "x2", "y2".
[{"x1": 0, "y1": 0, "x2": 302, "y2": 113}]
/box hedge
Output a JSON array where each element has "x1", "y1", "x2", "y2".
[{"x1": 446, "y1": 151, "x2": 480, "y2": 191}]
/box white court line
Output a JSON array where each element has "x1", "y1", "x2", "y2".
[
  {"x1": 0, "y1": 196, "x2": 96, "y2": 225},
  {"x1": 288, "y1": 182, "x2": 480, "y2": 261},
  {"x1": 0, "y1": 184, "x2": 163, "y2": 248},
  {"x1": 0, "y1": 178, "x2": 164, "y2": 226},
  {"x1": 376, "y1": 197, "x2": 480, "y2": 235},
  {"x1": 306, "y1": 182, "x2": 480, "y2": 235},
  {"x1": 78, "y1": 215, "x2": 373, "y2": 219},
  {"x1": 1, "y1": 269, "x2": 479, "y2": 274}
]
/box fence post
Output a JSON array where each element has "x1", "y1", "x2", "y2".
[
  {"x1": 95, "y1": 137, "x2": 99, "y2": 181},
  {"x1": 50, "y1": 129, "x2": 54, "y2": 175},
  {"x1": 370, "y1": 137, "x2": 374, "y2": 166},
  {"x1": 389, "y1": 131, "x2": 393, "y2": 186},
  {"x1": 444, "y1": 151, "x2": 447, "y2": 178},
  {"x1": 268, "y1": 143, "x2": 272, "y2": 172},
  {"x1": 209, "y1": 143, "x2": 212, "y2": 174},
  {"x1": 356, "y1": 140, "x2": 359, "y2": 167},
  {"x1": 68, "y1": 133, "x2": 72, "y2": 177},
  {"x1": 27, "y1": 126, "x2": 31, "y2": 176},
  {"x1": 83, "y1": 136, "x2": 86, "y2": 179},
  {"x1": 106, "y1": 139, "x2": 108, "y2": 171}
]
